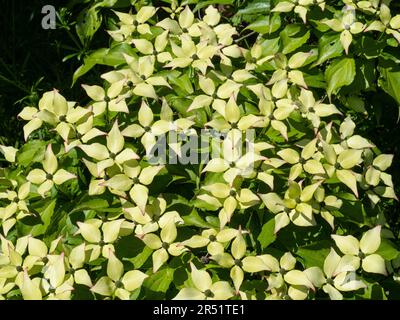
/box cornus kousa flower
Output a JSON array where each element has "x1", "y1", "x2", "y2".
[
  {"x1": 103, "y1": 160, "x2": 164, "y2": 213},
  {"x1": 124, "y1": 196, "x2": 183, "y2": 236},
  {"x1": 91, "y1": 250, "x2": 148, "y2": 300},
  {"x1": 297, "y1": 88, "x2": 342, "y2": 129},
  {"x1": 343, "y1": 0, "x2": 380, "y2": 14},
  {"x1": 362, "y1": 153, "x2": 397, "y2": 205},
  {"x1": 329, "y1": 116, "x2": 375, "y2": 150},
  {"x1": 311, "y1": 186, "x2": 343, "y2": 229},
  {"x1": 364, "y1": 3, "x2": 400, "y2": 43},
  {"x1": 211, "y1": 68, "x2": 254, "y2": 100},
  {"x1": 257, "y1": 252, "x2": 314, "y2": 300},
  {"x1": 131, "y1": 30, "x2": 172, "y2": 63},
  {"x1": 79, "y1": 121, "x2": 140, "y2": 174},
  {"x1": 277, "y1": 138, "x2": 326, "y2": 180},
  {"x1": 244, "y1": 43, "x2": 275, "y2": 71},
  {"x1": 174, "y1": 262, "x2": 234, "y2": 300},
  {"x1": 139, "y1": 221, "x2": 187, "y2": 272},
  {"x1": 0, "y1": 182, "x2": 31, "y2": 235},
  {"x1": 181, "y1": 227, "x2": 239, "y2": 256},
  {"x1": 166, "y1": 34, "x2": 218, "y2": 75},
  {"x1": 187, "y1": 75, "x2": 226, "y2": 112},
  {"x1": 267, "y1": 52, "x2": 312, "y2": 96},
  {"x1": 211, "y1": 230, "x2": 271, "y2": 293},
  {"x1": 161, "y1": 0, "x2": 184, "y2": 19},
  {"x1": 321, "y1": 142, "x2": 364, "y2": 197},
  {"x1": 108, "y1": 6, "x2": 157, "y2": 41},
  {"x1": 201, "y1": 179, "x2": 259, "y2": 228},
  {"x1": 118, "y1": 54, "x2": 171, "y2": 99},
  {"x1": 201, "y1": 129, "x2": 268, "y2": 184},
  {"x1": 63, "y1": 109, "x2": 106, "y2": 153},
  {"x1": 272, "y1": 0, "x2": 326, "y2": 23},
  {"x1": 82, "y1": 83, "x2": 128, "y2": 116},
  {"x1": 26, "y1": 145, "x2": 76, "y2": 197},
  {"x1": 303, "y1": 248, "x2": 367, "y2": 300},
  {"x1": 77, "y1": 218, "x2": 125, "y2": 260},
  {"x1": 260, "y1": 180, "x2": 322, "y2": 233},
  {"x1": 322, "y1": 9, "x2": 365, "y2": 54},
  {"x1": 331, "y1": 226, "x2": 387, "y2": 275},
  {"x1": 122, "y1": 100, "x2": 173, "y2": 155},
  {"x1": 205, "y1": 96, "x2": 261, "y2": 133},
  {"x1": 18, "y1": 90, "x2": 79, "y2": 141},
  {"x1": 157, "y1": 6, "x2": 202, "y2": 37}
]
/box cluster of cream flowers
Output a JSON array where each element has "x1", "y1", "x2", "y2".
[{"x1": 0, "y1": 1, "x2": 398, "y2": 300}]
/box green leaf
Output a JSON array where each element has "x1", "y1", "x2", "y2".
[
  {"x1": 257, "y1": 217, "x2": 276, "y2": 249},
  {"x1": 16, "y1": 140, "x2": 47, "y2": 167},
  {"x1": 30, "y1": 199, "x2": 57, "y2": 237},
  {"x1": 130, "y1": 246, "x2": 153, "y2": 269},
  {"x1": 355, "y1": 283, "x2": 387, "y2": 300},
  {"x1": 247, "y1": 14, "x2": 281, "y2": 34},
  {"x1": 376, "y1": 239, "x2": 399, "y2": 261},
  {"x1": 260, "y1": 37, "x2": 281, "y2": 56},
  {"x1": 143, "y1": 268, "x2": 174, "y2": 293},
  {"x1": 168, "y1": 72, "x2": 194, "y2": 94},
  {"x1": 182, "y1": 208, "x2": 214, "y2": 229},
  {"x1": 76, "y1": 7, "x2": 102, "y2": 45},
  {"x1": 236, "y1": 0, "x2": 271, "y2": 16},
  {"x1": 379, "y1": 62, "x2": 400, "y2": 112},
  {"x1": 192, "y1": 0, "x2": 234, "y2": 11},
  {"x1": 69, "y1": 195, "x2": 117, "y2": 214},
  {"x1": 297, "y1": 241, "x2": 332, "y2": 269},
  {"x1": 325, "y1": 57, "x2": 356, "y2": 98},
  {"x1": 102, "y1": 43, "x2": 136, "y2": 66},
  {"x1": 72, "y1": 44, "x2": 136, "y2": 85},
  {"x1": 280, "y1": 25, "x2": 310, "y2": 54},
  {"x1": 313, "y1": 33, "x2": 343, "y2": 66},
  {"x1": 72, "y1": 48, "x2": 108, "y2": 86}
]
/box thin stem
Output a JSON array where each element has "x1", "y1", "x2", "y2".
[{"x1": 235, "y1": 31, "x2": 256, "y2": 44}]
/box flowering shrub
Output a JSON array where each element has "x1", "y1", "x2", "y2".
[{"x1": 0, "y1": 0, "x2": 399, "y2": 300}]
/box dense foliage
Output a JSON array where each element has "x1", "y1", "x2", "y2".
[{"x1": 0, "y1": 0, "x2": 400, "y2": 300}]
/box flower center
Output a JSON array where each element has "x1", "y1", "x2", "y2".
[
  {"x1": 334, "y1": 163, "x2": 342, "y2": 170},
  {"x1": 162, "y1": 242, "x2": 170, "y2": 250},
  {"x1": 204, "y1": 289, "x2": 214, "y2": 298},
  {"x1": 234, "y1": 259, "x2": 243, "y2": 267},
  {"x1": 132, "y1": 177, "x2": 140, "y2": 184}
]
